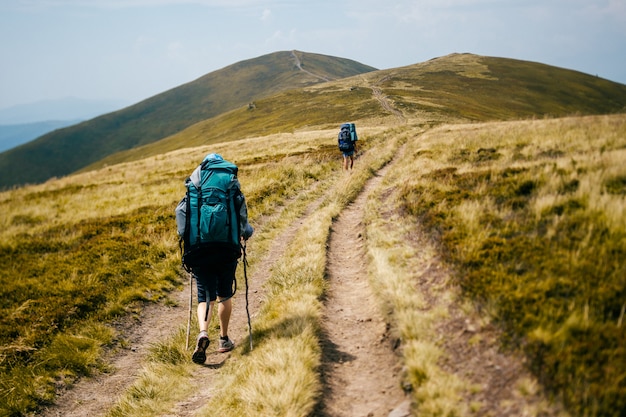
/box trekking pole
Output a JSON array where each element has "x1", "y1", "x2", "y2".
[
  {"x1": 186, "y1": 270, "x2": 193, "y2": 350},
  {"x1": 242, "y1": 242, "x2": 253, "y2": 350}
]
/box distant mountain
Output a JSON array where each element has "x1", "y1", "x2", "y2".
[
  {"x1": 0, "y1": 50, "x2": 377, "y2": 189},
  {"x1": 0, "y1": 97, "x2": 129, "y2": 125},
  {"x1": 2, "y1": 52, "x2": 626, "y2": 190},
  {"x1": 95, "y1": 53, "x2": 626, "y2": 172},
  {"x1": 0, "y1": 98, "x2": 129, "y2": 152},
  {"x1": 0, "y1": 120, "x2": 80, "y2": 153}
]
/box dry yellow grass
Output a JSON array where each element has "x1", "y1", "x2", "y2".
[
  {"x1": 3, "y1": 113, "x2": 624, "y2": 416},
  {"x1": 192, "y1": 128, "x2": 401, "y2": 416}
]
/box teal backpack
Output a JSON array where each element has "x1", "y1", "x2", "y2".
[{"x1": 176, "y1": 157, "x2": 241, "y2": 270}]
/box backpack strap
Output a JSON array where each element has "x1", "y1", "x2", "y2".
[{"x1": 181, "y1": 182, "x2": 192, "y2": 272}]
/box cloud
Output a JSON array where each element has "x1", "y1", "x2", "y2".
[
  {"x1": 14, "y1": 0, "x2": 275, "y2": 9},
  {"x1": 583, "y1": 0, "x2": 626, "y2": 24},
  {"x1": 261, "y1": 8, "x2": 271, "y2": 21},
  {"x1": 167, "y1": 41, "x2": 185, "y2": 60},
  {"x1": 133, "y1": 35, "x2": 154, "y2": 51}
]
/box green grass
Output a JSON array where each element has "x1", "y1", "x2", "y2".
[
  {"x1": 0, "y1": 129, "x2": 347, "y2": 416},
  {"x1": 393, "y1": 114, "x2": 626, "y2": 416},
  {"x1": 2, "y1": 116, "x2": 625, "y2": 416},
  {"x1": 0, "y1": 205, "x2": 180, "y2": 415},
  {"x1": 2, "y1": 52, "x2": 626, "y2": 416}
]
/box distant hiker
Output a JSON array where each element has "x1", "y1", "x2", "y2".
[
  {"x1": 175, "y1": 153, "x2": 254, "y2": 364},
  {"x1": 338, "y1": 122, "x2": 358, "y2": 170}
]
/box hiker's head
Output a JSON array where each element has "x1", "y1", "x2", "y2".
[{"x1": 203, "y1": 153, "x2": 223, "y2": 163}]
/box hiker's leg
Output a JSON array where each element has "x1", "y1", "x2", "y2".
[
  {"x1": 215, "y1": 260, "x2": 237, "y2": 338},
  {"x1": 197, "y1": 301, "x2": 215, "y2": 332},
  {"x1": 191, "y1": 266, "x2": 215, "y2": 363},
  {"x1": 193, "y1": 262, "x2": 220, "y2": 334},
  {"x1": 350, "y1": 155, "x2": 354, "y2": 169},
  {"x1": 193, "y1": 268, "x2": 213, "y2": 332},
  {"x1": 217, "y1": 298, "x2": 232, "y2": 337},
  {"x1": 343, "y1": 155, "x2": 348, "y2": 170}
]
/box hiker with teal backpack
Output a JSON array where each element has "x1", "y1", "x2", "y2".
[
  {"x1": 338, "y1": 122, "x2": 358, "y2": 170},
  {"x1": 175, "y1": 153, "x2": 254, "y2": 364}
]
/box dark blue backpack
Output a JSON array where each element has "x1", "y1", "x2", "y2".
[
  {"x1": 176, "y1": 159, "x2": 241, "y2": 270},
  {"x1": 338, "y1": 123, "x2": 357, "y2": 151}
]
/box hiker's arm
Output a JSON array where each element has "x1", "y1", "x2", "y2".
[
  {"x1": 175, "y1": 197, "x2": 187, "y2": 237},
  {"x1": 235, "y1": 191, "x2": 254, "y2": 240}
]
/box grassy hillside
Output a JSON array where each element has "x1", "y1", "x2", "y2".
[
  {"x1": 1, "y1": 53, "x2": 626, "y2": 416},
  {"x1": 378, "y1": 54, "x2": 626, "y2": 121},
  {"x1": 88, "y1": 53, "x2": 626, "y2": 170},
  {"x1": 2, "y1": 115, "x2": 625, "y2": 416},
  {"x1": 0, "y1": 130, "x2": 346, "y2": 415},
  {"x1": 0, "y1": 50, "x2": 377, "y2": 189},
  {"x1": 393, "y1": 114, "x2": 626, "y2": 416}
]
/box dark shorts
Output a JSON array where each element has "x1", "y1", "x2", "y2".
[
  {"x1": 192, "y1": 261, "x2": 237, "y2": 303},
  {"x1": 342, "y1": 150, "x2": 355, "y2": 157}
]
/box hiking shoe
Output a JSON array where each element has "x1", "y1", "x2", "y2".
[
  {"x1": 192, "y1": 332, "x2": 210, "y2": 364},
  {"x1": 218, "y1": 337, "x2": 235, "y2": 353}
]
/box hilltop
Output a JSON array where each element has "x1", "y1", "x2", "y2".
[
  {"x1": 85, "y1": 53, "x2": 626, "y2": 171},
  {"x1": 0, "y1": 50, "x2": 376, "y2": 189}
]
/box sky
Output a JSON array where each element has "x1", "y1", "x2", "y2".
[{"x1": 1, "y1": 0, "x2": 625, "y2": 112}]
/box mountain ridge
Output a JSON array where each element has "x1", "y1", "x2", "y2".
[
  {"x1": 0, "y1": 120, "x2": 81, "y2": 153},
  {"x1": 0, "y1": 50, "x2": 376, "y2": 189},
  {"x1": 88, "y1": 52, "x2": 626, "y2": 172},
  {"x1": 0, "y1": 97, "x2": 130, "y2": 125},
  {"x1": 1, "y1": 51, "x2": 626, "y2": 190}
]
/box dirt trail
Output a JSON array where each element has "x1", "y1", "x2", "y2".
[
  {"x1": 291, "y1": 50, "x2": 331, "y2": 82},
  {"x1": 39, "y1": 185, "x2": 329, "y2": 417},
  {"x1": 39, "y1": 283, "x2": 190, "y2": 417},
  {"x1": 168, "y1": 191, "x2": 328, "y2": 416},
  {"x1": 369, "y1": 76, "x2": 406, "y2": 123},
  {"x1": 318, "y1": 168, "x2": 409, "y2": 417},
  {"x1": 39, "y1": 149, "x2": 567, "y2": 417}
]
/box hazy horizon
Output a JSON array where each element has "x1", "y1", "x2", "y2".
[{"x1": 1, "y1": 0, "x2": 624, "y2": 111}]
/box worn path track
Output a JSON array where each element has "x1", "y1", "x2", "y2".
[
  {"x1": 39, "y1": 182, "x2": 339, "y2": 416},
  {"x1": 39, "y1": 146, "x2": 568, "y2": 416},
  {"x1": 168, "y1": 188, "x2": 329, "y2": 416},
  {"x1": 39, "y1": 282, "x2": 189, "y2": 417},
  {"x1": 319, "y1": 167, "x2": 409, "y2": 417}
]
